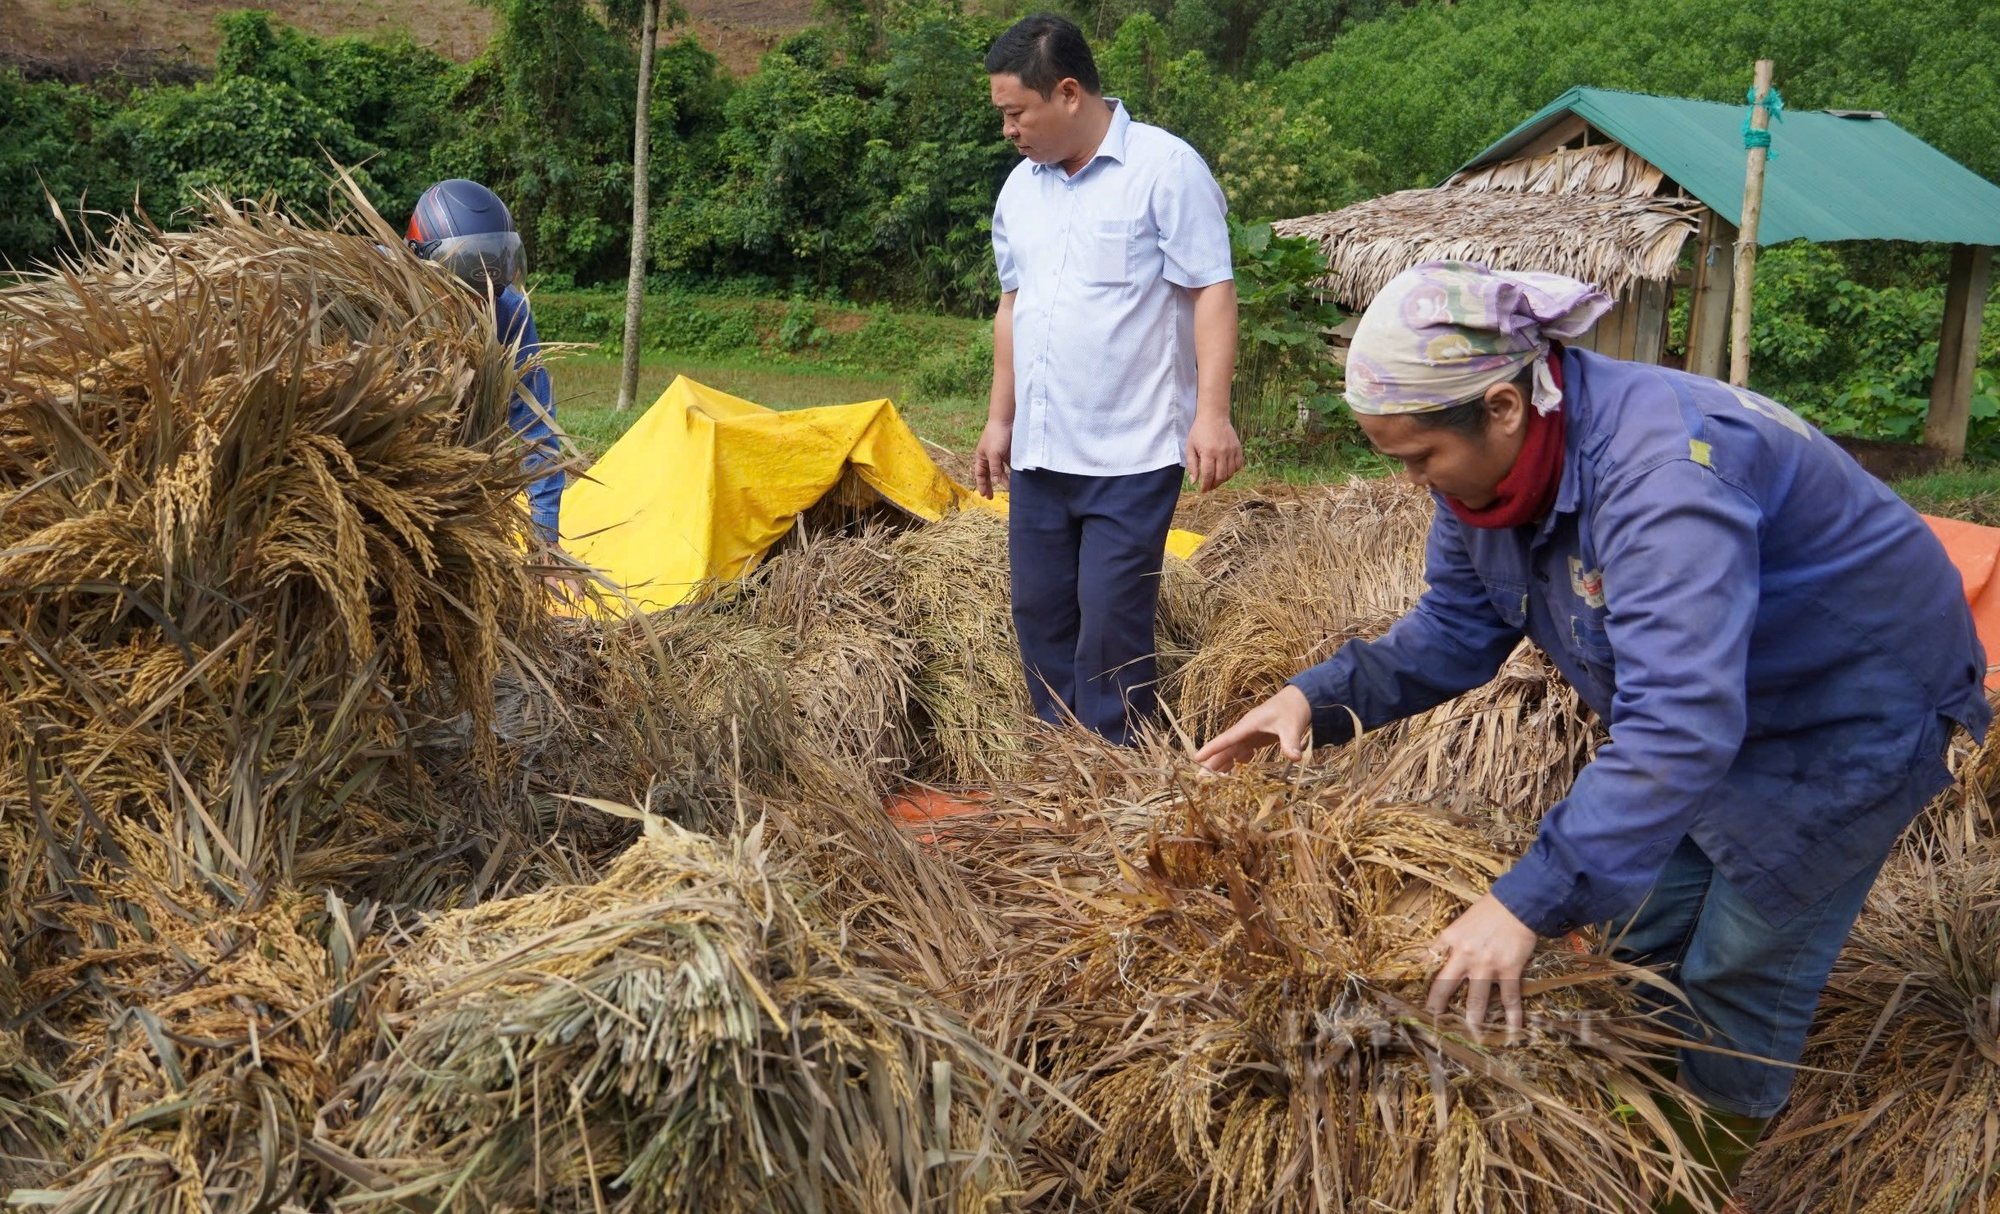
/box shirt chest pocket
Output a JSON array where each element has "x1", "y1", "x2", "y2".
[
  {"x1": 1082, "y1": 217, "x2": 1141, "y2": 286},
  {"x1": 1485, "y1": 580, "x2": 1529, "y2": 629}
]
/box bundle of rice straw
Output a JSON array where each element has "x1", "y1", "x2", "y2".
[
  {"x1": 13, "y1": 889, "x2": 385, "y2": 1212},
  {"x1": 1164, "y1": 478, "x2": 1433, "y2": 737},
  {"x1": 1740, "y1": 841, "x2": 2000, "y2": 1214},
  {"x1": 746, "y1": 524, "x2": 919, "y2": 790},
  {"x1": 901, "y1": 736, "x2": 1707, "y2": 1214},
  {"x1": 332, "y1": 810, "x2": 1036, "y2": 1214},
  {"x1": 889, "y1": 508, "x2": 1035, "y2": 784},
  {"x1": 0, "y1": 183, "x2": 552, "y2": 1209},
  {"x1": 0, "y1": 185, "x2": 546, "y2": 925},
  {"x1": 1382, "y1": 641, "x2": 1600, "y2": 835}
]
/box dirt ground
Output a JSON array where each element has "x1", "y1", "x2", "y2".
[{"x1": 0, "y1": 0, "x2": 812, "y2": 78}]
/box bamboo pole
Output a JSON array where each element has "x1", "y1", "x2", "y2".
[
  {"x1": 616, "y1": 0, "x2": 661, "y2": 412},
  {"x1": 1727, "y1": 59, "x2": 1774, "y2": 387}
]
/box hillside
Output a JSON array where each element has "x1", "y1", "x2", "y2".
[{"x1": 0, "y1": 0, "x2": 813, "y2": 77}]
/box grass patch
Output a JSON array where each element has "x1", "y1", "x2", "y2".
[
  {"x1": 548, "y1": 352, "x2": 909, "y2": 457},
  {"x1": 531, "y1": 290, "x2": 990, "y2": 375},
  {"x1": 1888, "y1": 466, "x2": 2000, "y2": 525},
  {"x1": 543, "y1": 352, "x2": 1386, "y2": 483},
  {"x1": 544, "y1": 343, "x2": 2000, "y2": 511}
]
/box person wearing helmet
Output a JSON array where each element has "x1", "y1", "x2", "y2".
[{"x1": 406, "y1": 180, "x2": 568, "y2": 568}]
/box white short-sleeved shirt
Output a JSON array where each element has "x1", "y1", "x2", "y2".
[{"x1": 992, "y1": 100, "x2": 1232, "y2": 476}]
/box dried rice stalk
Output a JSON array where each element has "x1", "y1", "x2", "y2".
[
  {"x1": 335, "y1": 813, "x2": 1034, "y2": 1214},
  {"x1": 1741, "y1": 843, "x2": 2000, "y2": 1214},
  {"x1": 1166, "y1": 478, "x2": 1432, "y2": 738},
  {"x1": 890, "y1": 508, "x2": 1034, "y2": 785},
  {"x1": 0, "y1": 185, "x2": 548, "y2": 937},
  {"x1": 0, "y1": 1031, "x2": 63, "y2": 1194},
  {"x1": 15, "y1": 887, "x2": 385, "y2": 1213},
  {"x1": 905, "y1": 738, "x2": 1708, "y2": 1214}
]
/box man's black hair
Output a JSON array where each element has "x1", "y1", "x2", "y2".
[
  {"x1": 985, "y1": 14, "x2": 1100, "y2": 98},
  {"x1": 1407, "y1": 364, "x2": 1538, "y2": 437}
]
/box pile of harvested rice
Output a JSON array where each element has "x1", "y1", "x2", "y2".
[
  {"x1": 1163, "y1": 479, "x2": 1433, "y2": 737},
  {"x1": 1741, "y1": 840, "x2": 2000, "y2": 1214},
  {"x1": 864, "y1": 736, "x2": 1709, "y2": 1214},
  {"x1": 331, "y1": 812, "x2": 1034, "y2": 1214},
  {"x1": 0, "y1": 187, "x2": 547, "y2": 919},
  {"x1": 20, "y1": 181, "x2": 1993, "y2": 1214},
  {"x1": 0, "y1": 187, "x2": 554, "y2": 1208}
]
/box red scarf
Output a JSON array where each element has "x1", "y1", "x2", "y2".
[{"x1": 1444, "y1": 351, "x2": 1567, "y2": 530}]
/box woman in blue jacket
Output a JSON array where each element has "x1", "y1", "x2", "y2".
[
  {"x1": 1196, "y1": 260, "x2": 1989, "y2": 1210},
  {"x1": 405, "y1": 180, "x2": 567, "y2": 562}
]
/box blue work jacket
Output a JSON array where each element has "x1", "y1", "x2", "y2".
[
  {"x1": 1291, "y1": 348, "x2": 1989, "y2": 936},
  {"x1": 495, "y1": 286, "x2": 562, "y2": 545}
]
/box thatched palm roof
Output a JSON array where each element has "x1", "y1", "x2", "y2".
[
  {"x1": 1275, "y1": 143, "x2": 1705, "y2": 308},
  {"x1": 1447, "y1": 142, "x2": 1665, "y2": 197}
]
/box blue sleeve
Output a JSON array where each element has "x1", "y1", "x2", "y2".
[
  {"x1": 1490, "y1": 457, "x2": 1760, "y2": 936},
  {"x1": 1287, "y1": 509, "x2": 1522, "y2": 745},
  {"x1": 1154, "y1": 149, "x2": 1232, "y2": 289},
  {"x1": 500, "y1": 291, "x2": 563, "y2": 545}
]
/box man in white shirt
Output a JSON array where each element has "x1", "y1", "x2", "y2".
[{"x1": 977, "y1": 13, "x2": 1242, "y2": 744}]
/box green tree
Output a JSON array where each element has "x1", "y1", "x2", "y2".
[
  {"x1": 432, "y1": 0, "x2": 645, "y2": 283},
  {"x1": 1100, "y1": 14, "x2": 1372, "y2": 221},
  {"x1": 101, "y1": 74, "x2": 383, "y2": 219},
  {"x1": 0, "y1": 71, "x2": 115, "y2": 266},
  {"x1": 212, "y1": 10, "x2": 459, "y2": 224},
  {"x1": 870, "y1": 8, "x2": 1017, "y2": 308},
  {"x1": 1266, "y1": 0, "x2": 2000, "y2": 194}
]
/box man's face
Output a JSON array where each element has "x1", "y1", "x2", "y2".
[
  {"x1": 1357, "y1": 388, "x2": 1529, "y2": 508},
  {"x1": 990, "y1": 73, "x2": 1086, "y2": 164}
]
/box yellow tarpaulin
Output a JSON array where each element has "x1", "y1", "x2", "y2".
[{"x1": 561, "y1": 375, "x2": 1202, "y2": 613}]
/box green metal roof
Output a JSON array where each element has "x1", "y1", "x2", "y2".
[{"x1": 1458, "y1": 86, "x2": 2000, "y2": 246}]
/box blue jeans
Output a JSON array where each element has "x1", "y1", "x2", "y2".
[
  {"x1": 1610, "y1": 834, "x2": 1885, "y2": 1118},
  {"x1": 1009, "y1": 465, "x2": 1182, "y2": 744}
]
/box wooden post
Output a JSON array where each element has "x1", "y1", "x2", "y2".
[
  {"x1": 1923, "y1": 243, "x2": 1995, "y2": 460},
  {"x1": 1685, "y1": 211, "x2": 1736, "y2": 380},
  {"x1": 1727, "y1": 59, "x2": 1775, "y2": 387},
  {"x1": 615, "y1": 0, "x2": 662, "y2": 412},
  {"x1": 1631, "y1": 278, "x2": 1670, "y2": 365}
]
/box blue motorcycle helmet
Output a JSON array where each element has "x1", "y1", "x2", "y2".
[{"x1": 405, "y1": 179, "x2": 525, "y2": 290}]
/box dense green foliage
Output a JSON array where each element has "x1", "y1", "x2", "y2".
[
  {"x1": 0, "y1": 72, "x2": 109, "y2": 260},
  {"x1": 1748, "y1": 244, "x2": 2000, "y2": 456},
  {"x1": 531, "y1": 286, "x2": 985, "y2": 371},
  {"x1": 1265, "y1": 0, "x2": 2000, "y2": 195},
  {"x1": 5, "y1": 0, "x2": 2000, "y2": 447}
]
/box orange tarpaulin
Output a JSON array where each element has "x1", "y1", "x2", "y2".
[{"x1": 1923, "y1": 513, "x2": 2000, "y2": 689}]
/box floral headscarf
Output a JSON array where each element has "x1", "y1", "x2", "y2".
[{"x1": 1344, "y1": 261, "x2": 1613, "y2": 417}]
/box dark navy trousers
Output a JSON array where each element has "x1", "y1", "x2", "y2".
[{"x1": 1008, "y1": 464, "x2": 1182, "y2": 745}]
